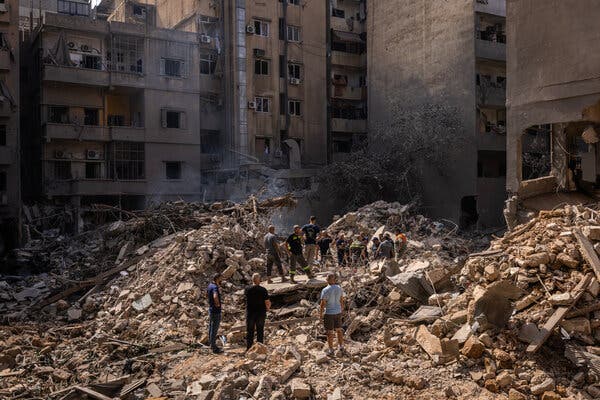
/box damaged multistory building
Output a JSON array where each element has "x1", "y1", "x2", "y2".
[
  {"x1": 0, "y1": 0, "x2": 20, "y2": 249},
  {"x1": 506, "y1": 0, "x2": 600, "y2": 223},
  {"x1": 327, "y1": 0, "x2": 368, "y2": 162},
  {"x1": 20, "y1": 1, "x2": 216, "y2": 230},
  {"x1": 367, "y1": 0, "x2": 507, "y2": 228}
]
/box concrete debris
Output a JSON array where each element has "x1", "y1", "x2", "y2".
[{"x1": 4, "y1": 201, "x2": 600, "y2": 399}]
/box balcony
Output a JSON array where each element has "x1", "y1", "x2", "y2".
[
  {"x1": 474, "y1": 0, "x2": 506, "y2": 17},
  {"x1": 477, "y1": 129, "x2": 506, "y2": 151},
  {"x1": 45, "y1": 123, "x2": 110, "y2": 141},
  {"x1": 0, "y1": 146, "x2": 13, "y2": 164},
  {"x1": 476, "y1": 85, "x2": 505, "y2": 107},
  {"x1": 44, "y1": 65, "x2": 109, "y2": 87},
  {"x1": 331, "y1": 51, "x2": 366, "y2": 68},
  {"x1": 0, "y1": 4, "x2": 11, "y2": 24},
  {"x1": 331, "y1": 16, "x2": 363, "y2": 33},
  {"x1": 475, "y1": 39, "x2": 506, "y2": 62},
  {"x1": 331, "y1": 118, "x2": 367, "y2": 133},
  {"x1": 45, "y1": 179, "x2": 148, "y2": 197},
  {"x1": 0, "y1": 50, "x2": 10, "y2": 71},
  {"x1": 0, "y1": 101, "x2": 13, "y2": 118},
  {"x1": 331, "y1": 85, "x2": 365, "y2": 101},
  {"x1": 109, "y1": 126, "x2": 145, "y2": 141},
  {"x1": 110, "y1": 71, "x2": 146, "y2": 88}
]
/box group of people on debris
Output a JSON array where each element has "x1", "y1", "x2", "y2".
[{"x1": 205, "y1": 216, "x2": 408, "y2": 355}]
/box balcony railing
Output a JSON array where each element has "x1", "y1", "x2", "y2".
[
  {"x1": 331, "y1": 118, "x2": 367, "y2": 133},
  {"x1": 475, "y1": 39, "x2": 506, "y2": 61},
  {"x1": 331, "y1": 85, "x2": 366, "y2": 101},
  {"x1": 331, "y1": 51, "x2": 366, "y2": 68},
  {"x1": 0, "y1": 50, "x2": 10, "y2": 71},
  {"x1": 45, "y1": 179, "x2": 147, "y2": 196},
  {"x1": 476, "y1": 84, "x2": 505, "y2": 107},
  {"x1": 44, "y1": 64, "x2": 110, "y2": 86},
  {"x1": 44, "y1": 123, "x2": 110, "y2": 141},
  {"x1": 474, "y1": 0, "x2": 506, "y2": 17}
]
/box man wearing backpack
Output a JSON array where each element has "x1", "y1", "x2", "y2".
[{"x1": 302, "y1": 216, "x2": 321, "y2": 266}]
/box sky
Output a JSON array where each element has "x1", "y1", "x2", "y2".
[{"x1": 91, "y1": 0, "x2": 101, "y2": 7}]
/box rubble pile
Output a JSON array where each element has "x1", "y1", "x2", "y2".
[
  {"x1": 8, "y1": 200, "x2": 600, "y2": 399},
  {"x1": 404, "y1": 205, "x2": 600, "y2": 399}
]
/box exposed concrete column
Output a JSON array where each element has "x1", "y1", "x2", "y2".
[
  {"x1": 551, "y1": 123, "x2": 568, "y2": 190},
  {"x1": 235, "y1": 0, "x2": 248, "y2": 160},
  {"x1": 506, "y1": 127, "x2": 522, "y2": 193}
]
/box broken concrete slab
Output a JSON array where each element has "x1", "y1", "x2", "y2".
[
  {"x1": 132, "y1": 294, "x2": 153, "y2": 311},
  {"x1": 471, "y1": 280, "x2": 524, "y2": 328},
  {"x1": 407, "y1": 306, "x2": 443, "y2": 324}
]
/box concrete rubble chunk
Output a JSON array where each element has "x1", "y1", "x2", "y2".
[
  {"x1": 132, "y1": 294, "x2": 153, "y2": 311},
  {"x1": 407, "y1": 305, "x2": 443, "y2": 324},
  {"x1": 198, "y1": 374, "x2": 216, "y2": 389},
  {"x1": 327, "y1": 387, "x2": 343, "y2": 400},
  {"x1": 583, "y1": 226, "x2": 600, "y2": 241},
  {"x1": 67, "y1": 307, "x2": 82, "y2": 321},
  {"x1": 146, "y1": 383, "x2": 162, "y2": 397},
  {"x1": 531, "y1": 378, "x2": 556, "y2": 395},
  {"x1": 461, "y1": 336, "x2": 484, "y2": 359},
  {"x1": 548, "y1": 292, "x2": 572, "y2": 306},
  {"x1": 471, "y1": 280, "x2": 524, "y2": 328},
  {"x1": 176, "y1": 282, "x2": 194, "y2": 294},
  {"x1": 290, "y1": 379, "x2": 311, "y2": 399}
]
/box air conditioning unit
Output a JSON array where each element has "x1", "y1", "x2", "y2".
[
  {"x1": 68, "y1": 42, "x2": 76, "y2": 49},
  {"x1": 289, "y1": 77, "x2": 301, "y2": 85},
  {"x1": 0, "y1": 193, "x2": 7, "y2": 206},
  {"x1": 210, "y1": 154, "x2": 221, "y2": 162},
  {"x1": 246, "y1": 25, "x2": 255, "y2": 34},
  {"x1": 253, "y1": 48, "x2": 266, "y2": 58},
  {"x1": 54, "y1": 150, "x2": 68, "y2": 159},
  {"x1": 80, "y1": 44, "x2": 91, "y2": 52},
  {"x1": 86, "y1": 150, "x2": 101, "y2": 160},
  {"x1": 247, "y1": 101, "x2": 256, "y2": 109},
  {"x1": 200, "y1": 34, "x2": 212, "y2": 44}
]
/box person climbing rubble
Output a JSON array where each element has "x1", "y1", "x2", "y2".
[
  {"x1": 302, "y1": 216, "x2": 321, "y2": 266},
  {"x1": 206, "y1": 273, "x2": 223, "y2": 354},
  {"x1": 349, "y1": 234, "x2": 367, "y2": 269},
  {"x1": 320, "y1": 272, "x2": 346, "y2": 356},
  {"x1": 263, "y1": 225, "x2": 286, "y2": 284},
  {"x1": 317, "y1": 230, "x2": 333, "y2": 267},
  {"x1": 286, "y1": 225, "x2": 314, "y2": 283},
  {"x1": 370, "y1": 236, "x2": 381, "y2": 259},
  {"x1": 335, "y1": 233, "x2": 349, "y2": 267},
  {"x1": 376, "y1": 234, "x2": 395, "y2": 259},
  {"x1": 244, "y1": 273, "x2": 271, "y2": 350},
  {"x1": 394, "y1": 228, "x2": 408, "y2": 260}
]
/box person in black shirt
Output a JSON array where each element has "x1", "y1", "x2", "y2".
[
  {"x1": 302, "y1": 216, "x2": 321, "y2": 266},
  {"x1": 244, "y1": 273, "x2": 271, "y2": 350},
  {"x1": 286, "y1": 225, "x2": 314, "y2": 283},
  {"x1": 317, "y1": 230, "x2": 333, "y2": 267}
]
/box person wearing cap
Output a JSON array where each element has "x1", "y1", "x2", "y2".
[
  {"x1": 207, "y1": 273, "x2": 224, "y2": 353},
  {"x1": 302, "y1": 216, "x2": 321, "y2": 266},
  {"x1": 286, "y1": 225, "x2": 314, "y2": 283}
]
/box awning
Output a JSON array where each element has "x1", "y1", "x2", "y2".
[{"x1": 332, "y1": 30, "x2": 364, "y2": 43}]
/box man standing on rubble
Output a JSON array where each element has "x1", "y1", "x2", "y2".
[
  {"x1": 320, "y1": 273, "x2": 346, "y2": 356},
  {"x1": 394, "y1": 228, "x2": 408, "y2": 260},
  {"x1": 302, "y1": 216, "x2": 321, "y2": 266},
  {"x1": 245, "y1": 273, "x2": 271, "y2": 350},
  {"x1": 377, "y1": 234, "x2": 395, "y2": 259},
  {"x1": 264, "y1": 225, "x2": 286, "y2": 284},
  {"x1": 207, "y1": 273, "x2": 224, "y2": 354},
  {"x1": 286, "y1": 225, "x2": 314, "y2": 283}
]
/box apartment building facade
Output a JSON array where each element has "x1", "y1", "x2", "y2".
[
  {"x1": 0, "y1": 0, "x2": 20, "y2": 248},
  {"x1": 367, "y1": 0, "x2": 506, "y2": 228},
  {"x1": 19, "y1": 0, "x2": 91, "y2": 32},
  {"x1": 506, "y1": 0, "x2": 600, "y2": 203},
  {"x1": 22, "y1": 3, "x2": 214, "y2": 226},
  {"x1": 328, "y1": 0, "x2": 367, "y2": 162}
]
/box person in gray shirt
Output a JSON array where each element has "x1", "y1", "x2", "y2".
[
  {"x1": 376, "y1": 234, "x2": 395, "y2": 259},
  {"x1": 264, "y1": 225, "x2": 286, "y2": 284}
]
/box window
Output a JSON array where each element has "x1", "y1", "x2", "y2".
[
  {"x1": 161, "y1": 110, "x2": 186, "y2": 129},
  {"x1": 278, "y1": 18, "x2": 285, "y2": 41},
  {"x1": 107, "y1": 115, "x2": 125, "y2": 127},
  {"x1": 161, "y1": 58, "x2": 183, "y2": 77},
  {"x1": 85, "y1": 163, "x2": 101, "y2": 179},
  {"x1": 58, "y1": 0, "x2": 89, "y2": 16},
  {"x1": 132, "y1": 5, "x2": 146, "y2": 18},
  {"x1": 288, "y1": 63, "x2": 301, "y2": 79},
  {"x1": 287, "y1": 25, "x2": 301, "y2": 42},
  {"x1": 82, "y1": 55, "x2": 101, "y2": 70},
  {"x1": 165, "y1": 162, "x2": 182, "y2": 180},
  {"x1": 289, "y1": 100, "x2": 301, "y2": 116},
  {"x1": 332, "y1": 8, "x2": 345, "y2": 18},
  {"x1": 0, "y1": 170, "x2": 5, "y2": 192},
  {"x1": 49, "y1": 106, "x2": 69, "y2": 124},
  {"x1": 254, "y1": 59, "x2": 269, "y2": 75},
  {"x1": 200, "y1": 53, "x2": 217, "y2": 75},
  {"x1": 279, "y1": 0, "x2": 300, "y2": 4},
  {"x1": 109, "y1": 142, "x2": 145, "y2": 180},
  {"x1": 201, "y1": 130, "x2": 220, "y2": 153},
  {"x1": 253, "y1": 20, "x2": 269, "y2": 37},
  {"x1": 84, "y1": 109, "x2": 99, "y2": 126},
  {"x1": 255, "y1": 97, "x2": 270, "y2": 113},
  {"x1": 0, "y1": 125, "x2": 5, "y2": 146},
  {"x1": 54, "y1": 161, "x2": 72, "y2": 180},
  {"x1": 279, "y1": 93, "x2": 285, "y2": 115},
  {"x1": 279, "y1": 55, "x2": 285, "y2": 78}
]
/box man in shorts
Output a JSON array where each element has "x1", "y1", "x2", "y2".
[{"x1": 319, "y1": 273, "x2": 346, "y2": 355}]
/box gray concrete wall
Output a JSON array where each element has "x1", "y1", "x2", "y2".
[
  {"x1": 506, "y1": 0, "x2": 600, "y2": 192},
  {"x1": 367, "y1": 0, "x2": 477, "y2": 224}
]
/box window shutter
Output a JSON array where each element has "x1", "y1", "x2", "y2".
[
  {"x1": 180, "y1": 112, "x2": 187, "y2": 130},
  {"x1": 161, "y1": 109, "x2": 167, "y2": 128},
  {"x1": 160, "y1": 58, "x2": 165, "y2": 75}
]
